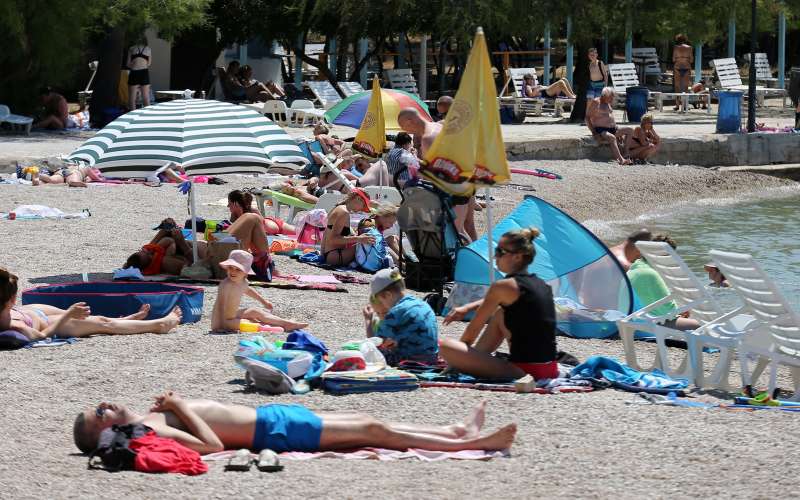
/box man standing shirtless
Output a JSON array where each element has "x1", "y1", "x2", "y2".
[
  {"x1": 398, "y1": 107, "x2": 478, "y2": 242},
  {"x1": 73, "y1": 392, "x2": 516, "y2": 454}
]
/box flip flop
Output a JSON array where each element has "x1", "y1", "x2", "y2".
[
  {"x1": 256, "y1": 449, "x2": 284, "y2": 472},
  {"x1": 225, "y1": 449, "x2": 253, "y2": 472}
]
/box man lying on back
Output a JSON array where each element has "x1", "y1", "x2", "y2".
[{"x1": 73, "y1": 392, "x2": 516, "y2": 454}]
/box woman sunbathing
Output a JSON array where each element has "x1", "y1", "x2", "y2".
[
  {"x1": 320, "y1": 189, "x2": 375, "y2": 266},
  {"x1": 440, "y1": 228, "x2": 560, "y2": 380},
  {"x1": 0, "y1": 267, "x2": 182, "y2": 341}
]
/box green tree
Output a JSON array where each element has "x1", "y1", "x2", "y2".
[{"x1": 0, "y1": 1, "x2": 92, "y2": 112}]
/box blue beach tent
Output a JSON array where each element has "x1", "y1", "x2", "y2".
[{"x1": 447, "y1": 195, "x2": 634, "y2": 338}]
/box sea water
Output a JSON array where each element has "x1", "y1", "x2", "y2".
[{"x1": 608, "y1": 193, "x2": 800, "y2": 310}]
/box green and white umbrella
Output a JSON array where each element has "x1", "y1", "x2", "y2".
[{"x1": 68, "y1": 99, "x2": 307, "y2": 178}]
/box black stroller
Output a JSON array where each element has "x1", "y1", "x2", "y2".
[{"x1": 396, "y1": 181, "x2": 462, "y2": 314}]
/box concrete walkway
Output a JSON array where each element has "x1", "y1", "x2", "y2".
[{"x1": 1, "y1": 100, "x2": 797, "y2": 169}]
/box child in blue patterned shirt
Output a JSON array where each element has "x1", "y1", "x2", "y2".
[{"x1": 362, "y1": 268, "x2": 438, "y2": 365}]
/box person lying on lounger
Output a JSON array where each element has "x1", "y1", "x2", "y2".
[
  {"x1": 124, "y1": 218, "x2": 204, "y2": 275},
  {"x1": 73, "y1": 391, "x2": 516, "y2": 454},
  {"x1": 440, "y1": 228, "x2": 560, "y2": 380},
  {"x1": 210, "y1": 250, "x2": 308, "y2": 333},
  {"x1": 0, "y1": 267, "x2": 182, "y2": 341}
]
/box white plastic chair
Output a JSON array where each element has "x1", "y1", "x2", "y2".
[
  {"x1": 363, "y1": 186, "x2": 402, "y2": 206},
  {"x1": 0, "y1": 104, "x2": 33, "y2": 134},
  {"x1": 711, "y1": 58, "x2": 786, "y2": 106},
  {"x1": 289, "y1": 99, "x2": 325, "y2": 127},
  {"x1": 710, "y1": 250, "x2": 800, "y2": 399},
  {"x1": 305, "y1": 81, "x2": 342, "y2": 109},
  {"x1": 617, "y1": 241, "x2": 722, "y2": 378},
  {"x1": 262, "y1": 100, "x2": 290, "y2": 126},
  {"x1": 385, "y1": 68, "x2": 418, "y2": 95},
  {"x1": 338, "y1": 81, "x2": 365, "y2": 97}
]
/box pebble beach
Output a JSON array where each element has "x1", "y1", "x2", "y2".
[{"x1": 1, "y1": 159, "x2": 799, "y2": 499}]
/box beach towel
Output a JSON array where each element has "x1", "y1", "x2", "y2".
[
  {"x1": 203, "y1": 448, "x2": 508, "y2": 463},
  {"x1": 1, "y1": 205, "x2": 91, "y2": 220},
  {"x1": 571, "y1": 356, "x2": 689, "y2": 394}
]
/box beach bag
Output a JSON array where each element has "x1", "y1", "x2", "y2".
[
  {"x1": 236, "y1": 356, "x2": 296, "y2": 394},
  {"x1": 296, "y1": 209, "x2": 327, "y2": 245},
  {"x1": 88, "y1": 424, "x2": 151, "y2": 472},
  {"x1": 235, "y1": 336, "x2": 313, "y2": 378},
  {"x1": 354, "y1": 228, "x2": 389, "y2": 273}
]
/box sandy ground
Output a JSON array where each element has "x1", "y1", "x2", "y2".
[{"x1": 1, "y1": 159, "x2": 800, "y2": 499}]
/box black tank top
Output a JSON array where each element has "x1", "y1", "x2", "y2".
[{"x1": 502, "y1": 273, "x2": 557, "y2": 363}]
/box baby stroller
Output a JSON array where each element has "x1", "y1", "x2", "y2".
[{"x1": 397, "y1": 181, "x2": 462, "y2": 314}]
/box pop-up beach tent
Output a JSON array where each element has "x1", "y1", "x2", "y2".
[{"x1": 446, "y1": 195, "x2": 634, "y2": 339}]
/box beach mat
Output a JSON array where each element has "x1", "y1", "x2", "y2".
[
  {"x1": 138, "y1": 274, "x2": 348, "y2": 293},
  {"x1": 203, "y1": 448, "x2": 507, "y2": 463}
]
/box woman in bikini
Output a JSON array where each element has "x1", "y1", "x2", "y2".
[
  {"x1": 320, "y1": 189, "x2": 375, "y2": 266},
  {"x1": 227, "y1": 190, "x2": 296, "y2": 236},
  {"x1": 672, "y1": 34, "x2": 694, "y2": 110},
  {"x1": 439, "y1": 228, "x2": 560, "y2": 380},
  {"x1": 587, "y1": 48, "x2": 608, "y2": 99},
  {"x1": 626, "y1": 113, "x2": 661, "y2": 163},
  {"x1": 1, "y1": 267, "x2": 182, "y2": 341},
  {"x1": 521, "y1": 73, "x2": 576, "y2": 99}
]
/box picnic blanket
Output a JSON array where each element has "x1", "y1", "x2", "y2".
[
  {"x1": 203, "y1": 448, "x2": 507, "y2": 463},
  {"x1": 1, "y1": 205, "x2": 91, "y2": 220},
  {"x1": 136, "y1": 274, "x2": 348, "y2": 293}
]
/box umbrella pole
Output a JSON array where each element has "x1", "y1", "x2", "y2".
[
  {"x1": 189, "y1": 180, "x2": 199, "y2": 264},
  {"x1": 485, "y1": 186, "x2": 495, "y2": 284}
]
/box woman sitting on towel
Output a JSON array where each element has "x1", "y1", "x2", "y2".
[
  {"x1": 320, "y1": 189, "x2": 375, "y2": 266},
  {"x1": 440, "y1": 228, "x2": 560, "y2": 380},
  {"x1": 0, "y1": 267, "x2": 182, "y2": 341},
  {"x1": 227, "y1": 190, "x2": 296, "y2": 236},
  {"x1": 124, "y1": 218, "x2": 202, "y2": 275}
]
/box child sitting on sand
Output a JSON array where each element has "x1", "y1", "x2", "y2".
[
  {"x1": 210, "y1": 250, "x2": 308, "y2": 333},
  {"x1": 362, "y1": 268, "x2": 438, "y2": 365}
]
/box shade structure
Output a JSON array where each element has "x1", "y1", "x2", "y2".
[
  {"x1": 324, "y1": 89, "x2": 431, "y2": 130},
  {"x1": 352, "y1": 76, "x2": 387, "y2": 158},
  {"x1": 67, "y1": 99, "x2": 307, "y2": 178},
  {"x1": 446, "y1": 196, "x2": 634, "y2": 339}
]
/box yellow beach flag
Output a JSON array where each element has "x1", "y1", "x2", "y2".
[
  {"x1": 352, "y1": 76, "x2": 386, "y2": 159},
  {"x1": 422, "y1": 27, "x2": 509, "y2": 195}
]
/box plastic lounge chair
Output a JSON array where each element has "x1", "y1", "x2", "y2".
[
  {"x1": 616, "y1": 241, "x2": 754, "y2": 381},
  {"x1": 709, "y1": 250, "x2": 800, "y2": 399},
  {"x1": 499, "y1": 68, "x2": 575, "y2": 118},
  {"x1": 262, "y1": 100, "x2": 290, "y2": 127},
  {"x1": 254, "y1": 189, "x2": 315, "y2": 222},
  {"x1": 631, "y1": 47, "x2": 663, "y2": 82},
  {"x1": 385, "y1": 69, "x2": 419, "y2": 95},
  {"x1": 0, "y1": 105, "x2": 33, "y2": 134},
  {"x1": 304, "y1": 81, "x2": 342, "y2": 109},
  {"x1": 338, "y1": 81, "x2": 365, "y2": 97},
  {"x1": 744, "y1": 53, "x2": 779, "y2": 88},
  {"x1": 289, "y1": 99, "x2": 325, "y2": 127},
  {"x1": 711, "y1": 58, "x2": 786, "y2": 107}
]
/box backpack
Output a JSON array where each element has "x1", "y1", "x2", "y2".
[
  {"x1": 354, "y1": 227, "x2": 389, "y2": 273},
  {"x1": 88, "y1": 424, "x2": 151, "y2": 471}
]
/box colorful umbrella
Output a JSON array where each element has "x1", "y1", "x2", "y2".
[
  {"x1": 323, "y1": 88, "x2": 431, "y2": 130},
  {"x1": 352, "y1": 76, "x2": 387, "y2": 158},
  {"x1": 68, "y1": 99, "x2": 307, "y2": 178}
]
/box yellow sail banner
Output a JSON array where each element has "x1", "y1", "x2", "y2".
[
  {"x1": 352, "y1": 76, "x2": 386, "y2": 158},
  {"x1": 422, "y1": 27, "x2": 509, "y2": 194}
]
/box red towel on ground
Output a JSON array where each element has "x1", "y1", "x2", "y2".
[{"x1": 129, "y1": 431, "x2": 208, "y2": 475}]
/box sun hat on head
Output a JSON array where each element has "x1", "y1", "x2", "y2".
[
  {"x1": 219, "y1": 249, "x2": 255, "y2": 275},
  {"x1": 370, "y1": 268, "x2": 403, "y2": 297},
  {"x1": 350, "y1": 188, "x2": 372, "y2": 212}
]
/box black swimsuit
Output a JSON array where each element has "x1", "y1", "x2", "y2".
[
  {"x1": 501, "y1": 273, "x2": 557, "y2": 364},
  {"x1": 322, "y1": 224, "x2": 352, "y2": 264}
]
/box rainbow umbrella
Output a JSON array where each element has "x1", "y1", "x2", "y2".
[{"x1": 324, "y1": 88, "x2": 431, "y2": 130}]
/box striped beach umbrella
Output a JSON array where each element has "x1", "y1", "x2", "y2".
[
  {"x1": 323, "y1": 89, "x2": 431, "y2": 130},
  {"x1": 68, "y1": 99, "x2": 307, "y2": 178}
]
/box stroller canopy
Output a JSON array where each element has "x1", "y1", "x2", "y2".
[{"x1": 452, "y1": 195, "x2": 633, "y2": 339}]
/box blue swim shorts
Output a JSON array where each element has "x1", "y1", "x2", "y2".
[{"x1": 252, "y1": 404, "x2": 323, "y2": 453}]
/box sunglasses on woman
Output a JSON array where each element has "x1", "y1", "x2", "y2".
[{"x1": 494, "y1": 246, "x2": 517, "y2": 257}]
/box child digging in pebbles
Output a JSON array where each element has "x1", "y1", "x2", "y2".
[{"x1": 210, "y1": 250, "x2": 308, "y2": 333}]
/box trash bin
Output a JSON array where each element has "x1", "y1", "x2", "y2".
[
  {"x1": 716, "y1": 90, "x2": 743, "y2": 133},
  {"x1": 790, "y1": 67, "x2": 800, "y2": 107},
  {"x1": 625, "y1": 86, "x2": 649, "y2": 123}
]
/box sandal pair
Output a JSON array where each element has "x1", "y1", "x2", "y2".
[{"x1": 225, "y1": 449, "x2": 284, "y2": 472}]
